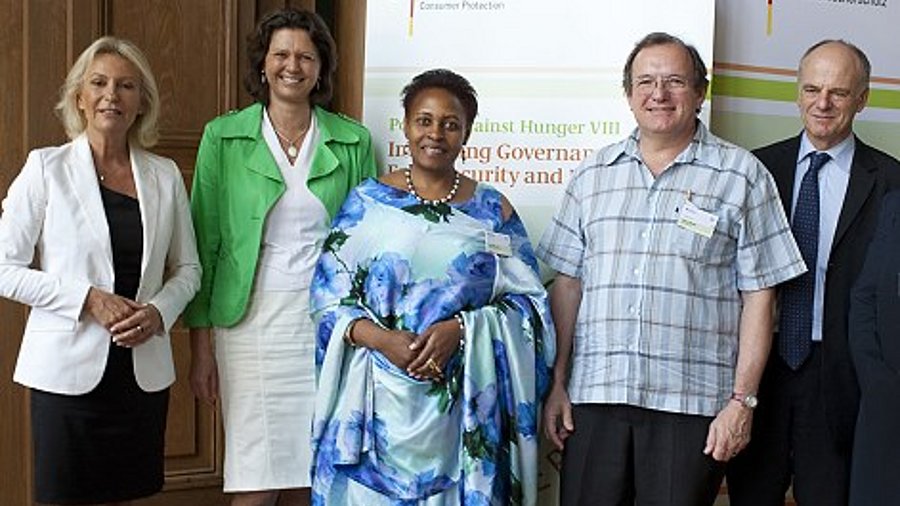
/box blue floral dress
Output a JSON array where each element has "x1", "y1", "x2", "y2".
[{"x1": 309, "y1": 178, "x2": 555, "y2": 505}]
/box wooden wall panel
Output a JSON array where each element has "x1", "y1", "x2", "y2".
[
  {"x1": 1, "y1": 3, "x2": 61, "y2": 505},
  {"x1": 24, "y1": 0, "x2": 69, "y2": 148},
  {"x1": 333, "y1": 0, "x2": 366, "y2": 120},
  {"x1": 109, "y1": 0, "x2": 227, "y2": 134}
]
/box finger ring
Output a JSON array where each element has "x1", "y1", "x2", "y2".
[
  {"x1": 137, "y1": 324, "x2": 143, "y2": 333},
  {"x1": 426, "y1": 357, "x2": 442, "y2": 375}
]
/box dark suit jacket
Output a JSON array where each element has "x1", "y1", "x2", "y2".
[
  {"x1": 848, "y1": 191, "x2": 900, "y2": 505},
  {"x1": 755, "y1": 135, "x2": 900, "y2": 452}
]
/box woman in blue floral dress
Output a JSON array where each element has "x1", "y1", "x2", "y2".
[{"x1": 308, "y1": 69, "x2": 555, "y2": 505}]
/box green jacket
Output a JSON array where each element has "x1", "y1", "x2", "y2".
[{"x1": 183, "y1": 103, "x2": 377, "y2": 328}]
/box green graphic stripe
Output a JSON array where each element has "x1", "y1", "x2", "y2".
[
  {"x1": 711, "y1": 110, "x2": 900, "y2": 160},
  {"x1": 712, "y1": 75, "x2": 900, "y2": 109}
]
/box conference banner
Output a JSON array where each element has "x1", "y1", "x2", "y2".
[
  {"x1": 712, "y1": 0, "x2": 900, "y2": 159},
  {"x1": 363, "y1": 1, "x2": 716, "y2": 502},
  {"x1": 363, "y1": 0, "x2": 715, "y2": 262}
]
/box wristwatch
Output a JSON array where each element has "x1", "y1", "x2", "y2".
[{"x1": 730, "y1": 391, "x2": 758, "y2": 410}]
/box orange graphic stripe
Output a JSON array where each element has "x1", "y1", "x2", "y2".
[{"x1": 715, "y1": 62, "x2": 900, "y2": 86}]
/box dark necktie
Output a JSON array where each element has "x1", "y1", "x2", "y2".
[{"x1": 778, "y1": 151, "x2": 831, "y2": 370}]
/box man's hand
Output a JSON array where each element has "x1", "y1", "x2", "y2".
[
  {"x1": 704, "y1": 400, "x2": 753, "y2": 461},
  {"x1": 543, "y1": 382, "x2": 575, "y2": 450}
]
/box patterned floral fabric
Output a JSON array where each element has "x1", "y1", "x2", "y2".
[{"x1": 309, "y1": 178, "x2": 555, "y2": 505}]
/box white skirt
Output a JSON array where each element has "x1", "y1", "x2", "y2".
[{"x1": 215, "y1": 290, "x2": 315, "y2": 491}]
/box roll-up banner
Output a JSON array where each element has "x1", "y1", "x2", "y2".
[{"x1": 363, "y1": 0, "x2": 716, "y2": 267}]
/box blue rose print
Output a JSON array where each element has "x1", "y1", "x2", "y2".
[
  {"x1": 516, "y1": 402, "x2": 538, "y2": 439},
  {"x1": 363, "y1": 253, "x2": 411, "y2": 320},
  {"x1": 331, "y1": 187, "x2": 367, "y2": 230}
]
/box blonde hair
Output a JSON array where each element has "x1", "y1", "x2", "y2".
[{"x1": 55, "y1": 36, "x2": 160, "y2": 148}]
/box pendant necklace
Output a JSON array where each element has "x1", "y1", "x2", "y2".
[
  {"x1": 405, "y1": 169, "x2": 460, "y2": 205},
  {"x1": 272, "y1": 121, "x2": 310, "y2": 159}
]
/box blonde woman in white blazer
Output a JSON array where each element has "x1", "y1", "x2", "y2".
[{"x1": 0, "y1": 37, "x2": 200, "y2": 505}]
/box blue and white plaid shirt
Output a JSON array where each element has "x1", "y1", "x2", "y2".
[{"x1": 537, "y1": 122, "x2": 805, "y2": 416}]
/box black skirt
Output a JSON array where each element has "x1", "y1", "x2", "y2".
[
  {"x1": 31, "y1": 345, "x2": 169, "y2": 504},
  {"x1": 30, "y1": 186, "x2": 168, "y2": 504}
]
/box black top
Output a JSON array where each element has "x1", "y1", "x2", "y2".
[{"x1": 99, "y1": 185, "x2": 143, "y2": 298}]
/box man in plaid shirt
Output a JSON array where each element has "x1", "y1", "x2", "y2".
[{"x1": 537, "y1": 32, "x2": 805, "y2": 506}]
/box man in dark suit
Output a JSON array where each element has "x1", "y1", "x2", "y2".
[
  {"x1": 727, "y1": 39, "x2": 900, "y2": 506},
  {"x1": 848, "y1": 191, "x2": 900, "y2": 505}
]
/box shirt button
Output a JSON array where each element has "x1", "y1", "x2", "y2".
[
  {"x1": 640, "y1": 231, "x2": 648, "y2": 239},
  {"x1": 633, "y1": 268, "x2": 640, "y2": 276}
]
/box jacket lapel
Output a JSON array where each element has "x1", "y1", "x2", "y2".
[
  {"x1": 224, "y1": 103, "x2": 285, "y2": 184},
  {"x1": 131, "y1": 148, "x2": 158, "y2": 298},
  {"x1": 308, "y1": 107, "x2": 361, "y2": 182},
  {"x1": 770, "y1": 136, "x2": 802, "y2": 220},
  {"x1": 246, "y1": 139, "x2": 284, "y2": 182},
  {"x1": 832, "y1": 139, "x2": 877, "y2": 252},
  {"x1": 65, "y1": 136, "x2": 112, "y2": 265}
]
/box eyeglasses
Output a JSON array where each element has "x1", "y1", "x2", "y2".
[{"x1": 632, "y1": 74, "x2": 690, "y2": 93}]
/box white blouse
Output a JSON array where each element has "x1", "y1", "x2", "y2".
[{"x1": 254, "y1": 108, "x2": 330, "y2": 291}]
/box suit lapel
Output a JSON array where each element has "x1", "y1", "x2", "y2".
[
  {"x1": 65, "y1": 136, "x2": 112, "y2": 265},
  {"x1": 769, "y1": 137, "x2": 802, "y2": 220},
  {"x1": 131, "y1": 148, "x2": 158, "y2": 298},
  {"x1": 832, "y1": 140, "x2": 877, "y2": 252}
]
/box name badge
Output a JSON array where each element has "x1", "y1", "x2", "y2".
[
  {"x1": 484, "y1": 231, "x2": 513, "y2": 256},
  {"x1": 677, "y1": 199, "x2": 718, "y2": 238}
]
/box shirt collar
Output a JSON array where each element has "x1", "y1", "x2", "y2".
[
  {"x1": 798, "y1": 132, "x2": 855, "y2": 175},
  {"x1": 607, "y1": 120, "x2": 715, "y2": 168}
]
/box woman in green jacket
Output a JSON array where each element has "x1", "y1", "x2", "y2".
[{"x1": 183, "y1": 8, "x2": 376, "y2": 505}]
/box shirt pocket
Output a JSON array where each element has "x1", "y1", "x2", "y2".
[{"x1": 672, "y1": 205, "x2": 735, "y2": 266}]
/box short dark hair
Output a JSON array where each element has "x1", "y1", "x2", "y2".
[
  {"x1": 401, "y1": 69, "x2": 479, "y2": 143},
  {"x1": 622, "y1": 32, "x2": 709, "y2": 96},
  {"x1": 800, "y1": 39, "x2": 871, "y2": 92},
  {"x1": 244, "y1": 8, "x2": 337, "y2": 106}
]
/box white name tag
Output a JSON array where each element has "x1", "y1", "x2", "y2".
[
  {"x1": 484, "y1": 231, "x2": 513, "y2": 256},
  {"x1": 677, "y1": 199, "x2": 718, "y2": 238}
]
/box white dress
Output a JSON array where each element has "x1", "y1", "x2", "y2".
[{"x1": 214, "y1": 111, "x2": 327, "y2": 491}]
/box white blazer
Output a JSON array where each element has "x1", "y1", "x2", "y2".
[{"x1": 0, "y1": 135, "x2": 201, "y2": 394}]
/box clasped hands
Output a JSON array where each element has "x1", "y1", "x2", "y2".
[
  {"x1": 377, "y1": 319, "x2": 463, "y2": 382},
  {"x1": 84, "y1": 287, "x2": 163, "y2": 347}
]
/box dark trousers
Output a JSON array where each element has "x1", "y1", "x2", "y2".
[
  {"x1": 560, "y1": 404, "x2": 725, "y2": 506},
  {"x1": 727, "y1": 344, "x2": 850, "y2": 506}
]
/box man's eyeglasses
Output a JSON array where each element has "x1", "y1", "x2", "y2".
[{"x1": 632, "y1": 74, "x2": 691, "y2": 93}]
